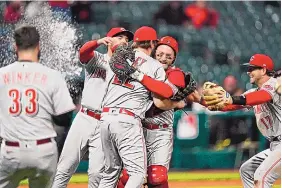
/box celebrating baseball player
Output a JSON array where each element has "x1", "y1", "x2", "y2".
[
  {"x1": 97, "y1": 26, "x2": 198, "y2": 188},
  {"x1": 117, "y1": 36, "x2": 206, "y2": 188},
  {"x1": 52, "y1": 27, "x2": 134, "y2": 188},
  {"x1": 202, "y1": 54, "x2": 281, "y2": 188},
  {"x1": 0, "y1": 25, "x2": 75, "y2": 188}
]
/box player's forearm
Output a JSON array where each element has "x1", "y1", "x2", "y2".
[
  {"x1": 79, "y1": 40, "x2": 100, "y2": 63},
  {"x1": 231, "y1": 90, "x2": 272, "y2": 106},
  {"x1": 153, "y1": 97, "x2": 185, "y2": 110},
  {"x1": 141, "y1": 75, "x2": 174, "y2": 98},
  {"x1": 221, "y1": 104, "x2": 245, "y2": 111}
]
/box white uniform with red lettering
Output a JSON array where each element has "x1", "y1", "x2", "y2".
[
  {"x1": 240, "y1": 77, "x2": 281, "y2": 188},
  {"x1": 98, "y1": 50, "x2": 167, "y2": 188},
  {"x1": 0, "y1": 61, "x2": 75, "y2": 188},
  {"x1": 52, "y1": 51, "x2": 113, "y2": 188},
  {"x1": 143, "y1": 109, "x2": 173, "y2": 170}
]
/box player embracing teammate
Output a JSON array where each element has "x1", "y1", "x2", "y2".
[{"x1": 117, "y1": 36, "x2": 205, "y2": 188}]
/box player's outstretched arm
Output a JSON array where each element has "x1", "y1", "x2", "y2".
[
  {"x1": 202, "y1": 81, "x2": 273, "y2": 111},
  {"x1": 79, "y1": 37, "x2": 113, "y2": 63},
  {"x1": 152, "y1": 96, "x2": 186, "y2": 111}
]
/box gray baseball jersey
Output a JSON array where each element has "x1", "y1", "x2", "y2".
[
  {"x1": 53, "y1": 51, "x2": 113, "y2": 188},
  {"x1": 0, "y1": 62, "x2": 75, "y2": 141},
  {"x1": 102, "y1": 50, "x2": 167, "y2": 119},
  {"x1": 81, "y1": 51, "x2": 114, "y2": 110},
  {"x1": 99, "y1": 50, "x2": 167, "y2": 188},
  {"x1": 243, "y1": 77, "x2": 281, "y2": 138},
  {"x1": 240, "y1": 77, "x2": 281, "y2": 188},
  {"x1": 143, "y1": 110, "x2": 173, "y2": 127}
]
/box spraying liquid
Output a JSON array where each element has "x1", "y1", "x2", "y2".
[{"x1": 0, "y1": 2, "x2": 84, "y2": 100}]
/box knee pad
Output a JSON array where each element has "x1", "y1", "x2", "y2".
[
  {"x1": 147, "y1": 165, "x2": 168, "y2": 185},
  {"x1": 120, "y1": 169, "x2": 129, "y2": 185}
]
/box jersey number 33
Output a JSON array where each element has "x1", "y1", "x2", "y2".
[{"x1": 8, "y1": 88, "x2": 39, "y2": 116}]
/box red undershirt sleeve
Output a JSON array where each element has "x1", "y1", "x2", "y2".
[
  {"x1": 245, "y1": 90, "x2": 272, "y2": 106},
  {"x1": 79, "y1": 40, "x2": 100, "y2": 63},
  {"x1": 140, "y1": 75, "x2": 174, "y2": 98}
]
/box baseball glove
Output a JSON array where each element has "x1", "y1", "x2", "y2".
[
  {"x1": 202, "y1": 82, "x2": 232, "y2": 111},
  {"x1": 170, "y1": 72, "x2": 197, "y2": 101},
  {"x1": 109, "y1": 45, "x2": 136, "y2": 81}
]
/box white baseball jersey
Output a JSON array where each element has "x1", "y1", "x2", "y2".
[
  {"x1": 0, "y1": 61, "x2": 75, "y2": 141},
  {"x1": 80, "y1": 51, "x2": 113, "y2": 111},
  {"x1": 102, "y1": 50, "x2": 166, "y2": 119},
  {"x1": 243, "y1": 77, "x2": 281, "y2": 138}
]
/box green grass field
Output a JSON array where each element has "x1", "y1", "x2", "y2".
[{"x1": 19, "y1": 171, "x2": 281, "y2": 188}]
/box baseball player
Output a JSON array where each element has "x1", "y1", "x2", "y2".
[
  {"x1": 52, "y1": 27, "x2": 134, "y2": 188},
  {"x1": 203, "y1": 54, "x2": 281, "y2": 188},
  {"x1": 98, "y1": 26, "x2": 191, "y2": 188},
  {"x1": 117, "y1": 36, "x2": 205, "y2": 188},
  {"x1": 0, "y1": 26, "x2": 75, "y2": 188}
]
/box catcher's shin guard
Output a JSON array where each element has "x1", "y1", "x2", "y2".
[
  {"x1": 147, "y1": 165, "x2": 169, "y2": 188},
  {"x1": 117, "y1": 169, "x2": 129, "y2": 188}
]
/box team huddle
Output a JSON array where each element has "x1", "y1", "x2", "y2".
[{"x1": 0, "y1": 25, "x2": 280, "y2": 188}]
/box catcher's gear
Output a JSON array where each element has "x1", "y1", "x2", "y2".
[
  {"x1": 109, "y1": 45, "x2": 136, "y2": 81},
  {"x1": 202, "y1": 82, "x2": 232, "y2": 111},
  {"x1": 170, "y1": 72, "x2": 197, "y2": 101}
]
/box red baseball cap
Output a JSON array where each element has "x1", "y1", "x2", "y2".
[
  {"x1": 133, "y1": 26, "x2": 158, "y2": 42},
  {"x1": 242, "y1": 54, "x2": 274, "y2": 71},
  {"x1": 158, "y1": 36, "x2": 179, "y2": 53},
  {"x1": 106, "y1": 27, "x2": 134, "y2": 41}
]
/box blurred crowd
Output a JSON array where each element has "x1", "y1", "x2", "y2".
[{"x1": 2, "y1": 1, "x2": 221, "y2": 29}]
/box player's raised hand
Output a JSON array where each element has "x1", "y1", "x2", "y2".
[{"x1": 97, "y1": 37, "x2": 114, "y2": 46}]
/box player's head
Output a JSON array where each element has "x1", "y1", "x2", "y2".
[
  {"x1": 242, "y1": 54, "x2": 275, "y2": 85},
  {"x1": 132, "y1": 26, "x2": 158, "y2": 55},
  {"x1": 151, "y1": 36, "x2": 178, "y2": 70},
  {"x1": 106, "y1": 27, "x2": 133, "y2": 52},
  {"x1": 14, "y1": 25, "x2": 40, "y2": 60},
  {"x1": 223, "y1": 75, "x2": 238, "y2": 94}
]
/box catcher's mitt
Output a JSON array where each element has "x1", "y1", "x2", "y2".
[
  {"x1": 202, "y1": 82, "x2": 232, "y2": 111},
  {"x1": 109, "y1": 45, "x2": 136, "y2": 81},
  {"x1": 170, "y1": 72, "x2": 197, "y2": 101}
]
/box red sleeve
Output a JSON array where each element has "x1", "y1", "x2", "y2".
[
  {"x1": 222, "y1": 104, "x2": 245, "y2": 111},
  {"x1": 245, "y1": 90, "x2": 272, "y2": 106},
  {"x1": 79, "y1": 40, "x2": 100, "y2": 63},
  {"x1": 140, "y1": 75, "x2": 173, "y2": 98},
  {"x1": 167, "y1": 70, "x2": 185, "y2": 88}
]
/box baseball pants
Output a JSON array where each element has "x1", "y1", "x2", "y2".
[
  {"x1": 0, "y1": 138, "x2": 58, "y2": 188},
  {"x1": 143, "y1": 126, "x2": 173, "y2": 169},
  {"x1": 52, "y1": 111, "x2": 104, "y2": 188},
  {"x1": 98, "y1": 112, "x2": 147, "y2": 188},
  {"x1": 240, "y1": 141, "x2": 281, "y2": 188}
]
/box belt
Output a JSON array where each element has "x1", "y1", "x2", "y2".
[
  {"x1": 103, "y1": 107, "x2": 135, "y2": 117},
  {"x1": 143, "y1": 123, "x2": 169, "y2": 130},
  {"x1": 270, "y1": 135, "x2": 281, "y2": 142},
  {"x1": 81, "y1": 107, "x2": 101, "y2": 120},
  {"x1": 5, "y1": 138, "x2": 52, "y2": 147}
]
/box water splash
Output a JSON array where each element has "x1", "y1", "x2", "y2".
[
  {"x1": 0, "y1": 2, "x2": 84, "y2": 101},
  {"x1": 19, "y1": 2, "x2": 83, "y2": 76}
]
